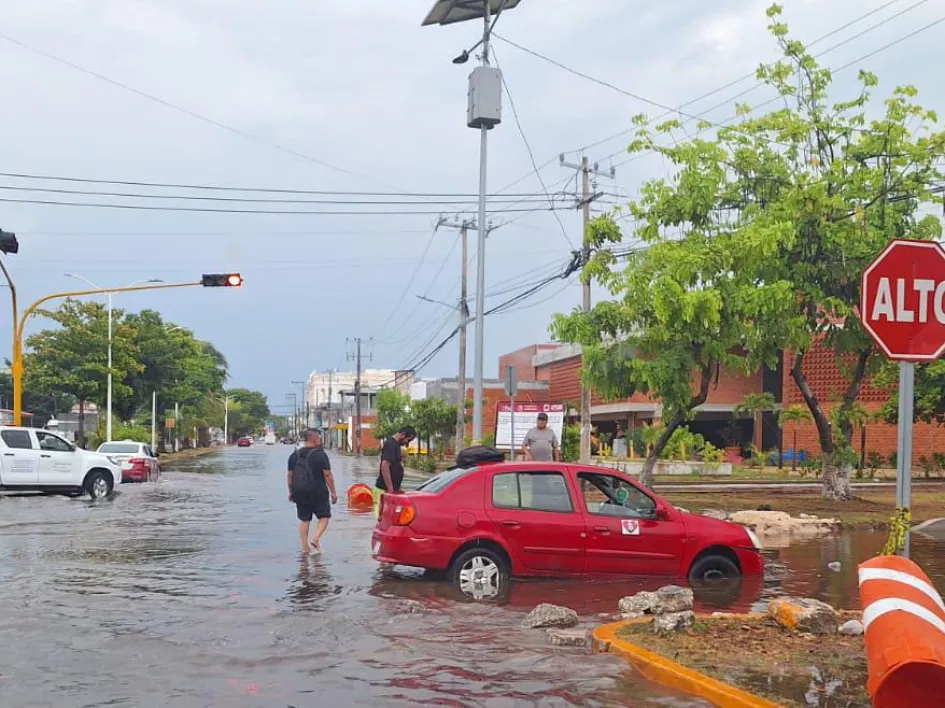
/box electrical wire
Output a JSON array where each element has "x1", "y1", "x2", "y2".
[
  {"x1": 493, "y1": 48, "x2": 575, "y2": 249},
  {"x1": 0, "y1": 196, "x2": 572, "y2": 216},
  {"x1": 0, "y1": 170, "x2": 555, "y2": 199}
]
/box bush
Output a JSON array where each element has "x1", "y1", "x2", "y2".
[
  {"x1": 919, "y1": 455, "x2": 933, "y2": 479},
  {"x1": 411, "y1": 454, "x2": 437, "y2": 474},
  {"x1": 363, "y1": 447, "x2": 380, "y2": 457},
  {"x1": 866, "y1": 451, "x2": 884, "y2": 474},
  {"x1": 934, "y1": 452, "x2": 945, "y2": 476},
  {"x1": 561, "y1": 425, "x2": 580, "y2": 462},
  {"x1": 660, "y1": 427, "x2": 705, "y2": 461},
  {"x1": 701, "y1": 442, "x2": 725, "y2": 464},
  {"x1": 888, "y1": 451, "x2": 898, "y2": 469}
]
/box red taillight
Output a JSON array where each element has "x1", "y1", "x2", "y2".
[
  {"x1": 392, "y1": 500, "x2": 416, "y2": 526},
  {"x1": 129, "y1": 458, "x2": 145, "y2": 466}
]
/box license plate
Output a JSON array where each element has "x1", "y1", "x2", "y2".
[{"x1": 372, "y1": 540, "x2": 381, "y2": 556}]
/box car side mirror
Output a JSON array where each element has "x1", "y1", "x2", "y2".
[{"x1": 655, "y1": 504, "x2": 671, "y2": 521}]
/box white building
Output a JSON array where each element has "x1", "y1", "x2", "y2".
[{"x1": 305, "y1": 369, "x2": 398, "y2": 409}]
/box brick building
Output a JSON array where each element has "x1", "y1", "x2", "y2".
[
  {"x1": 505, "y1": 340, "x2": 945, "y2": 464},
  {"x1": 498, "y1": 344, "x2": 560, "y2": 383}
]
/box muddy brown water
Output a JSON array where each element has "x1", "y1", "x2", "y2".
[{"x1": 0, "y1": 447, "x2": 941, "y2": 707}]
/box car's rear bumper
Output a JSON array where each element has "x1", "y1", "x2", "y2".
[
  {"x1": 122, "y1": 467, "x2": 149, "y2": 483},
  {"x1": 371, "y1": 527, "x2": 457, "y2": 570}
]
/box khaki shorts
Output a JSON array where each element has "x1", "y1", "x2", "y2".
[{"x1": 372, "y1": 487, "x2": 384, "y2": 520}]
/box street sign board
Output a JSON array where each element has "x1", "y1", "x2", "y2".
[
  {"x1": 503, "y1": 364, "x2": 518, "y2": 396},
  {"x1": 495, "y1": 402, "x2": 564, "y2": 450},
  {"x1": 860, "y1": 239, "x2": 945, "y2": 361},
  {"x1": 166, "y1": 417, "x2": 176, "y2": 429}
]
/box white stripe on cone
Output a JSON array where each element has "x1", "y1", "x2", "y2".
[
  {"x1": 858, "y1": 567, "x2": 945, "y2": 612},
  {"x1": 862, "y1": 597, "x2": 945, "y2": 635}
]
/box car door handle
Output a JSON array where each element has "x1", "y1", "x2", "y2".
[
  {"x1": 593, "y1": 526, "x2": 611, "y2": 534},
  {"x1": 3, "y1": 453, "x2": 14, "y2": 457},
  {"x1": 41, "y1": 454, "x2": 51, "y2": 458},
  {"x1": 501, "y1": 520, "x2": 521, "y2": 528}
]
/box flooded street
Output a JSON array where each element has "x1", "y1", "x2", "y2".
[
  {"x1": 2, "y1": 447, "x2": 942, "y2": 707},
  {"x1": 0, "y1": 447, "x2": 707, "y2": 708}
]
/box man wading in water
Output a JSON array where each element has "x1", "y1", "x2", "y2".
[
  {"x1": 373, "y1": 426, "x2": 416, "y2": 519},
  {"x1": 287, "y1": 429, "x2": 337, "y2": 555}
]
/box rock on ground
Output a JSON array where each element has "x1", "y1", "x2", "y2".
[
  {"x1": 827, "y1": 561, "x2": 842, "y2": 572},
  {"x1": 618, "y1": 591, "x2": 658, "y2": 616},
  {"x1": 767, "y1": 597, "x2": 839, "y2": 635},
  {"x1": 546, "y1": 628, "x2": 590, "y2": 647},
  {"x1": 522, "y1": 603, "x2": 579, "y2": 629},
  {"x1": 838, "y1": 619, "x2": 864, "y2": 636},
  {"x1": 729, "y1": 510, "x2": 840, "y2": 538},
  {"x1": 653, "y1": 610, "x2": 694, "y2": 634},
  {"x1": 701, "y1": 509, "x2": 730, "y2": 521},
  {"x1": 653, "y1": 585, "x2": 694, "y2": 613}
]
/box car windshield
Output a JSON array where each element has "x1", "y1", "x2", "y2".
[
  {"x1": 415, "y1": 466, "x2": 475, "y2": 493},
  {"x1": 98, "y1": 443, "x2": 140, "y2": 454}
]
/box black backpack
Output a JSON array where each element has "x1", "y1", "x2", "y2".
[
  {"x1": 292, "y1": 449, "x2": 319, "y2": 496},
  {"x1": 455, "y1": 445, "x2": 506, "y2": 469}
]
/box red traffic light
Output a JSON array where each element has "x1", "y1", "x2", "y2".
[{"x1": 201, "y1": 273, "x2": 243, "y2": 287}]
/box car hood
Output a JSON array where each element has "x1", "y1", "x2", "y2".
[{"x1": 679, "y1": 510, "x2": 754, "y2": 547}]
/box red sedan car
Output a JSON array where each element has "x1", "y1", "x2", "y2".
[
  {"x1": 96, "y1": 441, "x2": 161, "y2": 483},
  {"x1": 372, "y1": 461, "x2": 763, "y2": 599}
]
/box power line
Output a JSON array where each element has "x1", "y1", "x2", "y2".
[
  {"x1": 0, "y1": 170, "x2": 554, "y2": 199},
  {"x1": 494, "y1": 48, "x2": 575, "y2": 249},
  {"x1": 0, "y1": 196, "x2": 572, "y2": 216},
  {"x1": 0, "y1": 182, "x2": 555, "y2": 206},
  {"x1": 611, "y1": 13, "x2": 945, "y2": 171}
]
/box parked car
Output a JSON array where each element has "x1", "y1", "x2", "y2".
[
  {"x1": 237, "y1": 436, "x2": 253, "y2": 447},
  {"x1": 96, "y1": 441, "x2": 160, "y2": 483},
  {"x1": 0, "y1": 426, "x2": 122, "y2": 499},
  {"x1": 372, "y1": 461, "x2": 764, "y2": 599}
]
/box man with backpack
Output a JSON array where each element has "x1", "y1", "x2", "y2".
[{"x1": 287, "y1": 429, "x2": 337, "y2": 555}]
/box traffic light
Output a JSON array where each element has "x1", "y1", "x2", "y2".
[
  {"x1": 201, "y1": 273, "x2": 243, "y2": 287},
  {"x1": 0, "y1": 229, "x2": 18, "y2": 255}
]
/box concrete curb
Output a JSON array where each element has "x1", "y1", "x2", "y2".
[{"x1": 592, "y1": 619, "x2": 783, "y2": 708}]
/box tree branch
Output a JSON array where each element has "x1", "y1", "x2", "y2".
[{"x1": 790, "y1": 350, "x2": 834, "y2": 453}]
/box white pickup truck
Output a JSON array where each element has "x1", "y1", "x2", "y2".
[{"x1": 0, "y1": 426, "x2": 122, "y2": 499}]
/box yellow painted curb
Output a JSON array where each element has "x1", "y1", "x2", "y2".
[{"x1": 593, "y1": 619, "x2": 783, "y2": 708}]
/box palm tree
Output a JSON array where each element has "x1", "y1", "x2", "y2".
[
  {"x1": 735, "y1": 393, "x2": 777, "y2": 464},
  {"x1": 779, "y1": 404, "x2": 813, "y2": 470}
]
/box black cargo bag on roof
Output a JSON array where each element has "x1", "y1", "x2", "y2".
[{"x1": 455, "y1": 445, "x2": 506, "y2": 469}]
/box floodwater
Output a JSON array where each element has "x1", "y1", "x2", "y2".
[{"x1": 1, "y1": 447, "x2": 941, "y2": 707}]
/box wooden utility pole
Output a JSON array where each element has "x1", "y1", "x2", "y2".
[{"x1": 560, "y1": 155, "x2": 615, "y2": 463}]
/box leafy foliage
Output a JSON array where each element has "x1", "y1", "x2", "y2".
[{"x1": 374, "y1": 389, "x2": 412, "y2": 441}]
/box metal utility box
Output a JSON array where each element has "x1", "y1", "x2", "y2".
[{"x1": 467, "y1": 66, "x2": 502, "y2": 129}]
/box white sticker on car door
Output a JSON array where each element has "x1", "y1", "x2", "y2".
[{"x1": 620, "y1": 519, "x2": 641, "y2": 536}]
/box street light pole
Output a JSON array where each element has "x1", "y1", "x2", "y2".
[{"x1": 64, "y1": 275, "x2": 162, "y2": 441}]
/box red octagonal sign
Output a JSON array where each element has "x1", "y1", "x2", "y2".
[{"x1": 860, "y1": 239, "x2": 945, "y2": 361}]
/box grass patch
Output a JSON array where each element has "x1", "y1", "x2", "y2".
[
  {"x1": 660, "y1": 486, "x2": 945, "y2": 527},
  {"x1": 616, "y1": 615, "x2": 868, "y2": 707}
]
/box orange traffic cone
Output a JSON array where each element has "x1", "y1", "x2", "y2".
[
  {"x1": 347, "y1": 483, "x2": 374, "y2": 511},
  {"x1": 858, "y1": 555, "x2": 945, "y2": 707}
]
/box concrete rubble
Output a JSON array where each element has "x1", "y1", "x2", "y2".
[
  {"x1": 546, "y1": 628, "x2": 591, "y2": 647},
  {"x1": 522, "y1": 603, "x2": 579, "y2": 629},
  {"x1": 729, "y1": 510, "x2": 840, "y2": 548},
  {"x1": 701, "y1": 509, "x2": 730, "y2": 521},
  {"x1": 838, "y1": 619, "x2": 864, "y2": 636},
  {"x1": 767, "y1": 597, "x2": 840, "y2": 635},
  {"x1": 618, "y1": 585, "x2": 695, "y2": 634}
]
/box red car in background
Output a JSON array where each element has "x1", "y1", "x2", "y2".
[
  {"x1": 237, "y1": 437, "x2": 253, "y2": 447},
  {"x1": 96, "y1": 441, "x2": 161, "y2": 483},
  {"x1": 372, "y1": 461, "x2": 764, "y2": 599}
]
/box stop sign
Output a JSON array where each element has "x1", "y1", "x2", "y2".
[{"x1": 860, "y1": 239, "x2": 945, "y2": 361}]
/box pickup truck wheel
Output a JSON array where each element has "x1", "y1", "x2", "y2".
[
  {"x1": 449, "y1": 548, "x2": 508, "y2": 600},
  {"x1": 84, "y1": 471, "x2": 113, "y2": 500}
]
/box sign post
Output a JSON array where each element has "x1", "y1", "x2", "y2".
[
  {"x1": 504, "y1": 365, "x2": 517, "y2": 460},
  {"x1": 860, "y1": 239, "x2": 945, "y2": 557}
]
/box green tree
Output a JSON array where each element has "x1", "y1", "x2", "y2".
[
  {"x1": 779, "y1": 404, "x2": 813, "y2": 471},
  {"x1": 735, "y1": 392, "x2": 777, "y2": 461},
  {"x1": 566, "y1": 5, "x2": 944, "y2": 498},
  {"x1": 23, "y1": 300, "x2": 143, "y2": 443},
  {"x1": 881, "y1": 360, "x2": 945, "y2": 426},
  {"x1": 374, "y1": 388, "x2": 411, "y2": 441},
  {"x1": 226, "y1": 389, "x2": 270, "y2": 438},
  {"x1": 412, "y1": 397, "x2": 458, "y2": 456}
]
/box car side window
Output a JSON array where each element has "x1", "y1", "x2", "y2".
[
  {"x1": 492, "y1": 471, "x2": 573, "y2": 513},
  {"x1": 579, "y1": 472, "x2": 657, "y2": 519},
  {"x1": 1, "y1": 430, "x2": 33, "y2": 449},
  {"x1": 36, "y1": 432, "x2": 72, "y2": 452}
]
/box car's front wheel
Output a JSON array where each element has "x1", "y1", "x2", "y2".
[
  {"x1": 688, "y1": 554, "x2": 741, "y2": 582},
  {"x1": 84, "y1": 471, "x2": 114, "y2": 500},
  {"x1": 449, "y1": 547, "x2": 509, "y2": 600}
]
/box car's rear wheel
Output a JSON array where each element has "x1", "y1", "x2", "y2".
[
  {"x1": 449, "y1": 547, "x2": 509, "y2": 600},
  {"x1": 84, "y1": 471, "x2": 113, "y2": 500},
  {"x1": 688, "y1": 554, "x2": 740, "y2": 582}
]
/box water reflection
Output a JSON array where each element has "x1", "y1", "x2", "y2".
[{"x1": 286, "y1": 556, "x2": 344, "y2": 608}]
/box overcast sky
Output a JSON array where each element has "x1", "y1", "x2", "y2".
[{"x1": 1, "y1": 0, "x2": 942, "y2": 414}]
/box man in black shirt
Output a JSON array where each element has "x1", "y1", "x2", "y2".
[
  {"x1": 287, "y1": 429, "x2": 337, "y2": 555},
  {"x1": 373, "y1": 425, "x2": 416, "y2": 519}
]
